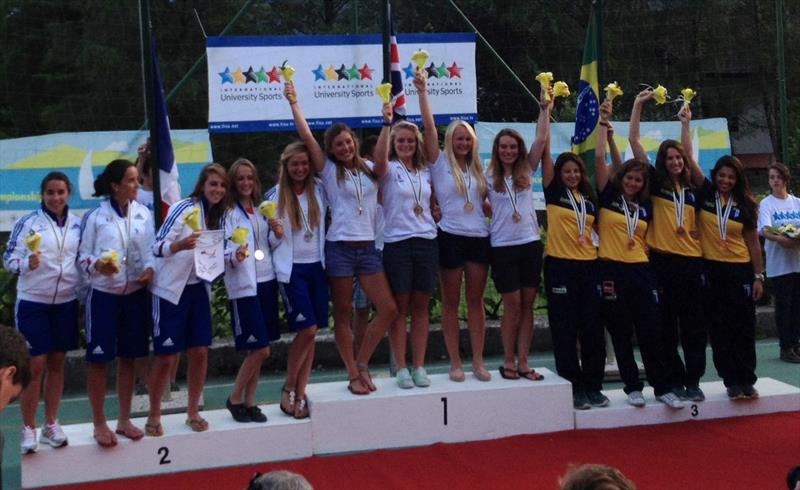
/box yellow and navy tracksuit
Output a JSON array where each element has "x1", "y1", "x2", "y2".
[
  {"x1": 597, "y1": 185, "x2": 672, "y2": 396},
  {"x1": 543, "y1": 180, "x2": 605, "y2": 395},
  {"x1": 647, "y1": 170, "x2": 708, "y2": 391},
  {"x1": 697, "y1": 179, "x2": 757, "y2": 388}
]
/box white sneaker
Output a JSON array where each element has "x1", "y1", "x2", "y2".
[
  {"x1": 20, "y1": 426, "x2": 38, "y2": 454},
  {"x1": 40, "y1": 421, "x2": 68, "y2": 448},
  {"x1": 656, "y1": 392, "x2": 685, "y2": 409},
  {"x1": 396, "y1": 367, "x2": 413, "y2": 389},
  {"x1": 412, "y1": 367, "x2": 431, "y2": 387},
  {"x1": 627, "y1": 391, "x2": 646, "y2": 407}
]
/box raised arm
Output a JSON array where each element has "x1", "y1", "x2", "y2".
[
  {"x1": 528, "y1": 88, "x2": 553, "y2": 174},
  {"x1": 595, "y1": 99, "x2": 613, "y2": 192},
  {"x1": 414, "y1": 70, "x2": 440, "y2": 163},
  {"x1": 373, "y1": 102, "x2": 393, "y2": 178},
  {"x1": 678, "y1": 105, "x2": 705, "y2": 187},
  {"x1": 537, "y1": 87, "x2": 556, "y2": 187},
  {"x1": 285, "y1": 81, "x2": 326, "y2": 173},
  {"x1": 629, "y1": 89, "x2": 653, "y2": 164}
]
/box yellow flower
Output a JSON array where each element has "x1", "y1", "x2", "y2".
[
  {"x1": 231, "y1": 227, "x2": 249, "y2": 246},
  {"x1": 681, "y1": 87, "x2": 696, "y2": 104},
  {"x1": 23, "y1": 231, "x2": 41, "y2": 252},
  {"x1": 259, "y1": 201, "x2": 277, "y2": 219},
  {"x1": 99, "y1": 249, "x2": 119, "y2": 265},
  {"x1": 411, "y1": 49, "x2": 430, "y2": 69},
  {"x1": 605, "y1": 82, "x2": 624, "y2": 102},
  {"x1": 536, "y1": 72, "x2": 553, "y2": 100},
  {"x1": 553, "y1": 81, "x2": 570, "y2": 98},
  {"x1": 376, "y1": 83, "x2": 393, "y2": 103},
  {"x1": 183, "y1": 208, "x2": 201, "y2": 231},
  {"x1": 653, "y1": 84, "x2": 668, "y2": 105},
  {"x1": 280, "y1": 61, "x2": 296, "y2": 82}
]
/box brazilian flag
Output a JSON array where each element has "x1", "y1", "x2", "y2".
[{"x1": 571, "y1": 5, "x2": 601, "y2": 179}]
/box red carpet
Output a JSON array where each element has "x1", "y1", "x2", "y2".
[{"x1": 50, "y1": 412, "x2": 799, "y2": 490}]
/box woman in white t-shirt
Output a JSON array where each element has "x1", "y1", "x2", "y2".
[
  {"x1": 374, "y1": 106, "x2": 438, "y2": 389},
  {"x1": 284, "y1": 82, "x2": 397, "y2": 395},
  {"x1": 758, "y1": 163, "x2": 800, "y2": 363},
  {"x1": 415, "y1": 71, "x2": 492, "y2": 382},
  {"x1": 486, "y1": 128, "x2": 545, "y2": 381}
]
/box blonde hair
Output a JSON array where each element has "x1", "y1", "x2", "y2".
[
  {"x1": 277, "y1": 142, "x2": 322, "y2": 232},
  {"x1": 226, "y1": 158, "x2": 263, "y2": 209},
  {"x1": 488, "y1": 128, "x2": 530, "y2": 193},
  {"x1": 443, "y1": 120, "x2": 486, "y2": 197},
  {"x1": 390, "y1": 121, "x2": 427, "y2": 170}
]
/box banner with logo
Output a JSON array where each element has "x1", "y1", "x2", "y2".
[
  {"x1": 206, "y1": 33, "x2": 476, "y2": 133},
  {"x1": 475, "y1": 118, "x2": 731, "y2": 209},
  {"x1": 0, "y1": 130, "x2": 211, "y2": 231}
]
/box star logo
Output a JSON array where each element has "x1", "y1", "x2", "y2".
[
  {"x1": 267, "y1": 66, "x2": 282, "y2": 83},
  {"x1": 244, "y1": 66, "x2": 258, "y2": 83},
  {"x1": 359, "y1": 63, "x2": 375, "y2": 80},
  {"x1": 436, "y1": 63, "x2": 449, "y2": 78},
  {"x1": 346, "y1": 64, "x2": 360, "y2": 80},
  {"x1": 324, "y1": 64, "x2": 337, "y2": 81},
  {"x1": 426, "y1": 62, "x2": 438, "y2": 79},
  {"x1": 256, "y1": 66, "x2": 269, "y2": 83},
  {"x1": 335, "y1": 64, "x2": 349, "y2": 81},
  {"x1": 313, "y1": 64, "x2": 326, "y2": 81},
  {"x1": 232, "y1": 67, "x2": 246, "y2": 84},
  {"x1": 402, "y1": 62, "x2": 416, "y2": 79},
  {"x1": 447, "y1": 62, "x2": 462, "y2": 78},
  {"x1": 219, "y1": 67, "x2": 233, "y2": 84}
]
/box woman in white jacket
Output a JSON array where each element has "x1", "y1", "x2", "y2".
[
  {"x1": 221, "y1": 158, "x2": 283, "y2": 423},
  {"x1": 266, "y1": 142, "x2": 327, "y2": 419},
  {"x1": 147, "y1": 163, "x2": 227, "y2": 436},
  {"x1": 78, "y1": 160, "x2": 155, "y2": 447},
  {"x1": 4, "y1": 172, "x2": 82, "y2": 454}
]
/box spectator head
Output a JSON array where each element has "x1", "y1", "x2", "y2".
[{"x1": 0, "y1": 327, "x2": 31, "y2": 412}]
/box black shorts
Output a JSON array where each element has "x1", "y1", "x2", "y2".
[
  {"x1": 383, "y1": 237, "x2": 439, "y2": 294},
  {"x1": 438, "y1": 229, "x2": 491, "y2": 269},
  {"x1": 490, "y1": 240, "x2": 544, "y2": 293}
]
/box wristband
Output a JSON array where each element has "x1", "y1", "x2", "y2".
[
  {"x1": 754, "y1": 272, "x2": 765, "y2": 282},
  {"x1": 383, "y1": 121, "x2": 392, "y2": 127}
]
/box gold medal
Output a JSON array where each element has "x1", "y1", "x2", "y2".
[
  {"x1": 464, "y1": 202, "x2": 474, "y2": 212},
  {"x1": 578, "y1": 235, "x2": 587, "y2": 246},
  {"x1": 676, "y1": 226, "x2": 686, "y2": 235},
  {"x1": 512, "y1": 212, "x2": 521, "y2": 223},
  {"x1": 254, "y1": 249, "x2": 265, "y2": 261},
  {"x1": 628, "y1": 238, "x2": 636, "y2": 250},
  {"x1": 304, "y1": 231, "x2": 313, "y2": 242},
  {"x1": 414, "y1": 204, "x2": 424, "y2": 216}
]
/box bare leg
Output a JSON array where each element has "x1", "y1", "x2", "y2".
[
  {"x1": 330, "y1": 277, "x2": 367, "y2": 392},
  {"x1": 147, "y1": 353, "x2": 177, "y2": 431},
  {"x1": 464, "y1": 262, "x2": 489, "y2": 376},
  {"x1": 244, "y1": 348, "x2": 269, "y2": 407},
  {"x1": 500, "y1": 291, "x2": 522, "y2": 371},
  {"x1": 355, "y1": 272, "x2": 398, "y2": 375},
  {"x1": 186, "y1": 346, "x2": 208, "y2": 423},
  {"x1": 231, "y1": 347, "x2": 269, "y2": 405},
  {"x1": 20, "y1": 355, "x2": 45, "y2": 428},
  {"x1": 115, "y1": 357, "x2": 143, "y2": 439},
  {"x1": 440, "y1": 267, "x2": 465, "y2": 373},
  {"x1": 353, "y1": 308, "x2": 370, "y2": 355},
  {"x1": 410, "y1": 291, "x2": 433, "y2": 368},
  {"x1": 43, "y1": 352, "x2": 66, "y2": 425},
  {"x1": 516, "y1": 287, "x2": 538, "y2": 373},
  {"x1": 389, "y1": 293, "x2": 411, "y2": 370},
  {"x1": 87, "y1": 362, "x2": 116, "y2": 446}
]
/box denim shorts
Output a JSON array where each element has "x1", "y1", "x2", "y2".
[{"x1": 325, "y1": 240, "x2": 384, "y2": 278}]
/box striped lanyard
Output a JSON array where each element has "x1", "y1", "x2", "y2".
[
  {"x1": 348, "y1": 168, "x2": 364, "y2": 214},
  {"x1": 620, "y1": 196, "x2": 639, "y2": 247},
  {"x1": 672, "y1": 185, "x2": 686, "y2": 233},
  {"x1": 714, "y1": 191, "x2": 734, "y2": 242},
  {"x1": 566, "y1": 189, "x2": 587, "y2": 243}
]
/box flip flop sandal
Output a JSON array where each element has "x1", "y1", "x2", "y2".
[
  {"x1": 499, "y1": 366, "x2": 520, "y2": 380},
  {"x1": 185, "y1": 418, "x2": 209, "y2": 432},
  {"x1": 357, "y1": 364, "x2": 377, "y2": 391},
  {"x1": 347, "y1": 377, "x2": 370, "y2": 395},
  {"x1": 294, "y1": 397, "x2": 310, "y2": 419},
  {"x1": 93, "y1": 430, "x2": 118, "y2": 448},
  {"x1": 115, "y1": 425, "x2": 144, "y2": 441},
  {"x1": 145, "y1": 422, "x2": 164, "y2": 437},
  {"x1": 280, "y1": 386, "x2": 296, "y2": 416},
  {"x1": 518, "y1": 369, "x2": 545, "y2": 381}
]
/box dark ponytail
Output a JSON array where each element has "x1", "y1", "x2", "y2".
[
  {"x1": 93, "y1": 159, "x2": 134, "y2": 197},
  {"x1": 40, "y1": 171, "x2": 72, "y2": 195}
]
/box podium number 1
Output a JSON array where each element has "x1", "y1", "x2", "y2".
[{"x1": 441, "y1": 397, "x2": 448, "y2": 425}]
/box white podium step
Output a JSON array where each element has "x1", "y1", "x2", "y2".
[
  {"x1": 574, "y1": 377, "x2": 800, "y2": 429},
  {"x1": 21, "y1": 404, "x2": 312, "y2": 489},
  {"x1": 307, "y1": 367, "x2": 573, "y2": 454}
]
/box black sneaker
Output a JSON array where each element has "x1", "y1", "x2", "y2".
[
  {"x1": 247, "y1": 405, "x2": 268, "y2": 423},
  {"x1": 586, "y1": 390, "x2": 610, "y2": 407},
  {"x1": 573, "y1": 391, "x2": 591, "y2": 410},
  {"x1": 226, "y1": 397, "x2": 251, "y2": 423},
  {"x1": 780, "y1": 347, "x2": 800, "y2": 363},
  {"x1": 726, "y1": 385, "x2": 744, "y2": 400},
  {"x1": 672, "y1": 386, "x2": 689, "y2": 400},
  {"x1": 740, "y1": 385, "x2": 759, "y2": 399},
  {"x1": 684, "y1": 385, "x2": 705, "y2": 402}
]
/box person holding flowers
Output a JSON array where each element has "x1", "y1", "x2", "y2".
[
  {"x1": 758, "y1": 163, "x2": 800, "y2": 363},
  {"x1": 78, "y1": 160, "x2": 155, "y2": 447},
  {"x1": 416, "y1": 69, "x2": 492, "y2": 383},
  {"x1": 221, "y1": 158, "x2": 282, "y2": 423},
  {"x1": 4, "y1": 172, "x2": 82, "y2": 453},
  {"x1": 629, "y1": 88, "x2": 708, "y2": 402},
  {"x1": 147, "y1": 163, "x2": 227, "y2": 435},
  {"x1": 266, "y1": 142, "x2": 328, "y2": 418},
  {"x1": 284, "y1": 80, "x2": 397, "y2": 395}
]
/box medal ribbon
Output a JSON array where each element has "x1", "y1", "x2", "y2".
[
  {"x1": 298, "y1": 194, "x2": 313, "y2": 239},
  {"x1": 398, "y1": 162, "x2": 423, "y2": 212},
  {"x1": 502, "y1": 176, "x2": 520, "y2": 220},
  {"x1": 460, "y1": 165, "x2": 472, "y2": 208},
  {"x1": 620, "y1": 197, "x2": 639, "y2": 243},
  {"x1": 44, "y1": 211, "x2": 69, "y2": 261},
  {"x1": 566, "y1": 190, "x2": 587, "y2": 240},
  {"x1": 714, "y1": 191, "x2": 734, "y2": 242},
  {"x1": 672, "y1": 185, "x2": 685, "y2": 231},
  {"x1": 348, "y1": 169, "x2": 364, "y2": 212},
  {"x1": 113, "y1": 201, "x2": 132, "y2": 263}
]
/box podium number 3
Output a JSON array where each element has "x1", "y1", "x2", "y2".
[
  {"x1": 441, "y1": 397, "x2": 448, "y2": 425},
  {"x1": 158, "y1": 446, "x2": 172, "y2": 465}
]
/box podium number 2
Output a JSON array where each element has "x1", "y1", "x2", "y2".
[
  {"x1": 158, "y1": 446, "x2": 171, "y2": 465},
  {"x1": 441, "y1": 397, "x2": 448, "y2": 426}
]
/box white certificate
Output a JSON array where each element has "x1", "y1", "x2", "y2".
[{"x1": 194, "y1": 230, "x2": 224, "y2": 282}]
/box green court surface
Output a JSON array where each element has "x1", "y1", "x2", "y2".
[{"x1": 1, "y1": 339, "x2": 797, "y2": 489}]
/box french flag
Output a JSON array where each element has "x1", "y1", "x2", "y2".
[
  {"x1": 388, "y1": 2, "x2": 406, "y2": 120},
  {"x1": 151, "y1": 38, "x2": 180, "y2": 217}
]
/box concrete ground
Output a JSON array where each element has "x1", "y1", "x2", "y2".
[{"x1": 1, "y1": 338, "x2": 798, "y2": 489}]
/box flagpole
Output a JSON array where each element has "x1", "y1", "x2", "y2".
[
  {"x1": 140, "y1": 0, "x2": 163, "y2": 228},
  {"x1": 381, "y1": 0, "x2": 391, "y2": 83},
  {"x1": 595, "y1": 0, "x2": 604, "y2": 85}
]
